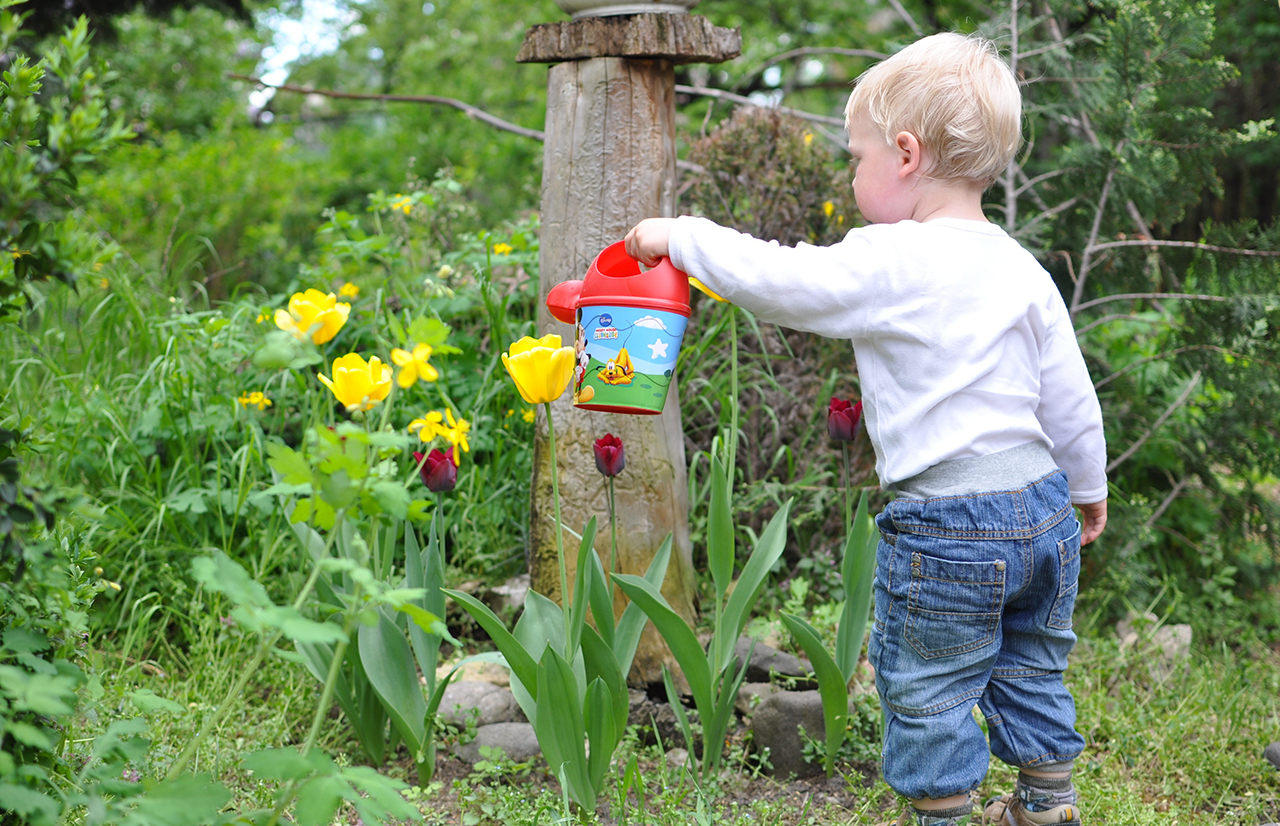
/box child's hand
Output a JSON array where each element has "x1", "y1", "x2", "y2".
[
  {"x1": 1078, "y1": 500, "x2": 1107, "y2": 546},
  {"x1": 624, "y1": 218, "x2": 676, "y2": 267}
]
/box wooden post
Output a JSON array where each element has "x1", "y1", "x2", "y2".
[{"x1": 519, "y1": 13, "x2": 739, "y2": 686}]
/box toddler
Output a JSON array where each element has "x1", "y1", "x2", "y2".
[{"x1": 625, "y1": 32, "x2": 1107, "y2": 826}]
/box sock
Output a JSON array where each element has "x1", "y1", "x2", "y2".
[
  {"x1": 913, "y1": 802, "x2": 973, "y2": 825},
  {"x1": 1015, "y1": 770, "x2": 1076, "y2": 812}
]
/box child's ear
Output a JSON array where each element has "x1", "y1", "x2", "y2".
[{"x1": 894, "y1": 131, "x2": 923, "y2": 178}]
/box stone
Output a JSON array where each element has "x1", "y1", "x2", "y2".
[
  {"x1": 438, "y1": 681, "x2": 524, "y2": 727},
  {"x1": 454, "y1": 722, "x2": 541, "y2": 764},
  {"x1": 627, "y1": 689, "x2": 684, "y2": 748},
  {"x1": 1116, "y1": 611, "x2": 1192, "y2": 679},
  {"x1": 735, "y1": 682, "x2": 782, "y2": 717},
  {"x1": 437, "y1": 658, "x2": 510, "y2": 686},
  {"x1": 733, "y1": 636, "x2": 811, "y2": 683},
  {"x1": 486, "y1": 574, "x2": 530, "y2": 614},
  {"x1": 1264, "y1": 741, "x2": 1280, "y2": 771},
  {"x1": 750, "y1": 690, "x2": 826, "y2": 779},
  {"x1": 665, "y1": 747, "x2": 690, "y2": 769}
]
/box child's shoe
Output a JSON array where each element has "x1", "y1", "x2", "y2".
[{"x1": 982, "y1": 786, "x2": 1081, "y2": 825}]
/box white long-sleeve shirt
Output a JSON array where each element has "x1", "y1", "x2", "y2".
[{"x1": 668, "y1": 216, "x2": 1108, "y2": 504}]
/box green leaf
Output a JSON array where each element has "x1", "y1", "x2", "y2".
[
  {"x1": 579, "y1": 625, "x2": 628, "y2": 745},
  {"x1": 611, "y1": 574, "x2": 712, "y2": 715},
  {"x1": 407, "y1": 317, "x2": 452, "y2": 348},
  {"x1": 444, "y1": 590, "x2": 538, "y2": 700},
  {"x1": 1, "y1": 628, "x2": 49, "y2": 654},
  {"x1": 191, "y1": 552, "x2": 272, "y2": 609},
  {"x1": 166, "y1": 487, "x2": 208, "y2": 514},
  {"x1": 568, "y1": 516, "x2": 598, "y2": 656},
  {"x1": 129, "y1": 689, "x2": 183, "y2": 715},
  {"x1": 534, "y1": 647, "x2": 594, "y2": 809},
  {"x1": 266, "y1": 442, "x2": 314, "y2": 485},
  {"x1": 613, "y1": 534, "x2": 671, "y2": 678},
  {"x1": 707, "y1": 452, "x2": 734, "y2": 597},
  {"x1": 342, "y1": 765, "x2": 422, "y2": 825},
  {"x1": 585, "y1": 538, "x2": 614, "y2": 651},
  {"x1": 4, "y1": 721, "x2": 53, "y2": 750},
  {"x1": 293, "y1": 775, "x2": 347, "y2": 826},
  {"x1": 0, "y1": 784, "x2": 60, "y2": 826},
  {"x1": 781, "y1": 612, "x2": 849, "y2": 776},
  {"x1": 718, "y1": 499, "x2": 792, "y2": 674},
  {"x1": 661, "y1": 666, "x2": 697, "y2": 779},
  {"x1": 261, "y1": 607, "x2": 347, "y2": 645},
  {"x1": 369, "y1": 481, "x2": 410, "y2": 519},
  {"x1": 583, "y1": 677, "x2": 616, "y2": 794},
  {"x1": 120, "y1": 774, "x2": 230, "y2": 826},
  {"x1": 242, "y1": 748, "x2": 315, "y2": 781},
  {"x1": 357, "y1": 608, "x2": 426, "y2": 752},
  {"x1": 837, "y1": 489, "x2": 877, "y2": 684}
]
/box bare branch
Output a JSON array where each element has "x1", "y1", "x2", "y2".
[
  {"x1": 1086, "y1": 239, "x2": 1280, "y2": 257},
  {"x1": 1093, "y1": 345, "x2": 1258, "y2": 390},
  {"x1": 1074, "y1": 312, "x2": 1170, "y2": 337},
  {"x1": 1076, "y1": 292, "x2": 1234, "y2": 313},
  {"x1": 1069, "y1": 155, "x2": 1120, "y2": 318},
  {"x1": 227, "y1": 73, "x2": 546, "y2": 141},
  {"x1": 1106, "y1": 371, "x2": 1201, "y2": 473},
  {"x1": 1145, "y1": 476, "x2": 1190, "y2": 528},
  {"x1": 1014, "y1": 196, "x2": 1078, "y2": 236},
  {"x1": 1014, "y1": 167, "x2": 1075, "y2": 197},
  {"x1": 885, "y1": 0, "x2": 925, "y2": 35},
  {"x1": 675, "y1": 84, "x2": 847, "y2": 128}
]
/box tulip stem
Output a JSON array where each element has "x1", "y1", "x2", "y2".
[
  {"x1": 544, "y1": 401, "x2": 571, "y2": 654},
  {"x1": 607, "y1": 476, "x2": 618, "y2": 608},
  {"x1": 842, "y1": 443, "x2": 853, "y2": 537}
]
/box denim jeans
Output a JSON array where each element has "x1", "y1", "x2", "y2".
[{"x1": 867, "y1": 470, "x2": 1086, "y2": 801}]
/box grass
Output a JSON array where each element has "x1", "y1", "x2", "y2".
[{"x1": 62, "y1": 623, "x2": 1280, "y2": 825}]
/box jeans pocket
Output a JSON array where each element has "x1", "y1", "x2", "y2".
[
  {"x1": 905, "y1": 551, "x2": 1006, "y2": 660},
  {"x1": 1048, "y1": 521, "x2": 1082, "y2": 630}
]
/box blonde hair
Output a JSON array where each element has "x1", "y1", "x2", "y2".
[{"x1": 845, "y1": 32, "x2": 1022, "y2": 186}]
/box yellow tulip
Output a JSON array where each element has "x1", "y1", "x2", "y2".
[
  {"x1": 391, "y1": 343, "x2": 439, "y2": 388},
  {"x1": 318, "y1": 353, "x2": 392, "y2": 413},
  {"x1": 501, "y1": 334, "x2": 575, "y2": 405},
  {"x1": 274, "y1": 289, "x2": 351, "y2": 344}
]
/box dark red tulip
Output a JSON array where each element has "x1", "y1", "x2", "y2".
[
  {"x1": 827, "y1": 398, "x2": 863, "y2": 442},
  {"x1": 413, "y1": 448, "x2": 457, "y2": 493},
  {"x1": 593, "y1": 434, "x2": 626, "y2": 478}
]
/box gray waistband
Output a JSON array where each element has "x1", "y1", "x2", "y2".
[{"x1": 891, "y1": 441, "x2": 1058, "y2": 500}]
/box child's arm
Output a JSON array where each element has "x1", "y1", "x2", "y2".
[
  {"x1": 624, "y1": 218, "x2": 675, "y2": 267},
  {"x1": 1077, "y1": 500, "x2": 1107, "y2": 546}
]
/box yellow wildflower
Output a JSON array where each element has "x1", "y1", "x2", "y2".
[
  {"x1": 522, "y1": 409, "x2": 535, "y2": 423},
  {"x1": 437, "y1": 264, "x2": 454, "y2": 279},
  {"x1": 238, "y1": 391, "x2": 273, "y2": 411},
  {"x1": 391, "y1": 194, "x2": 413, "y2": 215},
  {"x1": 443, "y1": 408, "x2": 470, "y2": 462},
  {"x1": 390, "y1": 343, "x2": 439, "y2": 388},
  {"x1": 99, "y1": 278, "x2": 109, "y2": 289},
  {"x1": 505, "y1": 409, "x2": 514, "y2": 418},
  {"x1": 317, "y1": 353, "x2": 392, "y2": 413},
  {"x1": 804, "y1": 132, "x2": 814, "y2": 146},
  {"x1": 823, "y1": 201, "x2": 835, "y2": 218},
  {"x1": 338, "y1": 282, "x2": 360, "y2": 299},
  {"x1": 256, "y1": 310, "x2": 270, "y2": 324},
  {"x1": 501, "y1": 334, "x2": 575, "y2": 405},
  {"x1": 275, "y1": 289, "x2": 351, "y2": 344},
  {"x1": 492, "y1": 242, "x2": 514, "y2": 256},
  {"x1": 409, "y1": 411, "x2": 446, "y2": 441}
]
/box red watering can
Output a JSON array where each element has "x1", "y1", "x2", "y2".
[{"x1": 546, "y1": 241, "x2": 691, "y2": 415}]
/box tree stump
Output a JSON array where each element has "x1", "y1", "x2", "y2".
[{"x1": 521, "y1": 13, "x2": 740, "y2": 685}]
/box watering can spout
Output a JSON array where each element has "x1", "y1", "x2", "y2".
[{"x1": 547, "y1": 280, "x2": 582, "y2": 325}]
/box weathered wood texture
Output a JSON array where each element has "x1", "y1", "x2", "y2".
[
  {"x1": 531, "y1": 57, "x2": 696, "y2": 686},
  {"x1": 518, "y1": 13, "x2": 740, "y2": 64}
]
